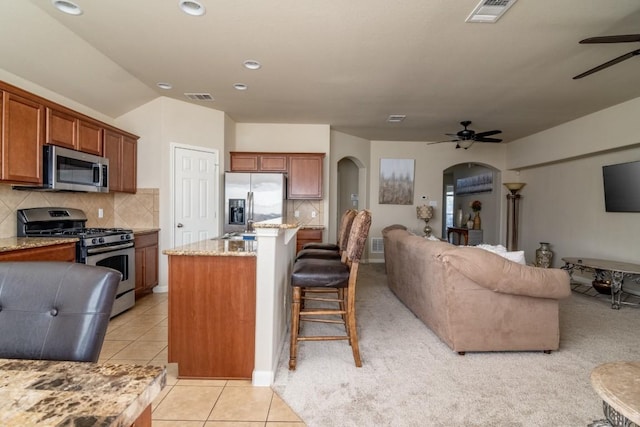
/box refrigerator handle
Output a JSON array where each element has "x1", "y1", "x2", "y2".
[{"x1": 247, "y1": 191, "x2": 254, "y2": 231}]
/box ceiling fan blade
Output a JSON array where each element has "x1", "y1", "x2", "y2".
[
  {"x1": 573, "y1": 49, "x2": 640, "y2": 79},
  {"x1": 579, "y1": 34, "x2": 640, "y2": 44},
  {"x1": 475, "y1": 137, "x2": 502, "y2": 143},
  {"x1": 474, "y1": 129, "x2": 502, "y2": 138}
]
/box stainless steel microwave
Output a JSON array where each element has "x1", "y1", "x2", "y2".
[{"x1": 13, "y1": 145, "x2": 109, "y2": 192}]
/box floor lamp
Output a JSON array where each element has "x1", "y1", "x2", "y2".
[{"x1": 504, "y1": 183, "x2": 526, "y2": 251}]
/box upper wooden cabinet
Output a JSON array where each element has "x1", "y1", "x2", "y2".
[
  {"x1": 77, "y1": 119, "x2": 103, "y2": 155},
  {"x1": 288, "y1": 154, "x2": 324, "y2": 199},
  {"x1": 1, "y1": 90, "x2": 44, "y2": 184},
  {"x1": 229, "y1": 152, "x2": 288, "y2": 172},
  {"x1": 104, "y1": 129, "x2": 137, "y2": 193},
  {"x1": 229, "y1": 151, "x2": 324, "y2": 199},
  {"x1": 46, "y1": 107, "x2": 103, "y2": 155},
  {"x1": 259, "y1": 154, "x2": 288, "y2": 172}
]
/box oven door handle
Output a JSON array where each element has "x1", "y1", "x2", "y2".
[{"x1": 86, "y1": 242, "x2": 135, "y2": 255}]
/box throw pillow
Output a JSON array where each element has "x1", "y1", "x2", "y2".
[{"x1": 475, "y1": 244, "x2": 526, "y2": 265}]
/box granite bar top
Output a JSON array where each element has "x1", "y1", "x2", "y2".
[
  {"x1": 164, "y1": 218, "x2": 300, "y2": 256},
  {"x1": 0, "y1": 359, "x2": 166, "y2": 426},
  {"x1": 0, "y1": 237, "x2": 79, "y2": 253},
  {"x1": 252, "y1": 218, "x2": 299, "y2": 229},
  {"x1": 163, "y1": 238, "x2": 258, "y2": 256}
]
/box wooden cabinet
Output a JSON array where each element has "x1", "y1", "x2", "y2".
[
  {"x1": 0, "y1": 80, "x2": 138, "y2": 187},
  {"x1": 1, "y1": 90, "x2": 44, "y2": 184},
  {"x1": 134, "y1": 231, "x2": 159, "y2": 298},
  {"x1": 229, "y1": 152, "x2": 288, "y2": 172},
  {"x1": 229, "y1": 151, "x2": 324, "y2": 199},
  {"x1": 104, "y1": 129, "x2": 137, "y2": 193},
  {"x1": 296, "y1": 228, "x2": 323, "y2": 253},
  {"x1": 46, "y1": 107, "x2": 76, "y2": 150},
  {"x1": 230, "y1": 153, "x2": 258, "y2": 171},
  {"x1": 0, "y1": 242, "x2": 76, "y2": 262},
  {"x1": 288, "y1": 154, "x2": 324, "y2": 199},
  {"x1": 77, "y1": 119, "x2": 103, "y2": 155},
  {"x1": 259, "y1": 154, "x2": 288, "y2": 171},
  {"x1": 46, "y1": 107, "x2": 103, "y2": 155},
  {"x1": 168, "y1": 254, "x2": 256, "y2": 379}
]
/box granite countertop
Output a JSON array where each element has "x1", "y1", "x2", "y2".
[
  {"x1": 163, "y1": 238, "x2": 258, "y2": 256},
  {"x1": 0, "y1": 359, "x2": 166, "y2": 426},
  {"x1": 299, "y1": 225, "x2": 325, "y2": 230},
  {"x1": 163, "y1": 219, "x2": 301, "y2": 256},
  {"x1": 131, "y1": 228, "x2": 161, "y2": 235},
  {"x1": 0, "y1": 237, "x2": 79, "y2": 253}
]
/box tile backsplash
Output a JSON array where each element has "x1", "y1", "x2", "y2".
[
  {"x1": 0, "y1": 184, "x2": 159, "y2": 238},
  {"x1": 286, "y1": 199, "x2": 324, "y2": 227},
  {"x1": 1, "y1": 182, "x2": 320, "y2": 238}
]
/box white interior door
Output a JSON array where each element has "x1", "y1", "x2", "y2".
[{"x1": 173, "y1": 146, "x2": 218, "y2": 246}]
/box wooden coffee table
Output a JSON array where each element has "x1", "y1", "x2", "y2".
[{"x1": 589, "y1": 361, "x2": 640, "y2": 427}]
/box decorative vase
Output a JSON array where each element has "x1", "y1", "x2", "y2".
[
  {"x1": 456, "y1": 208, "x2": 464, "y2": 228},
  {"x1": 466, "y1": 220, "x2": 474, "y2": 229},
  {"x1": 535, "y1": 242, "x2": 553, "y2": 268},
  {"x1": 473, "y1": 212, "x2": 481, "y2": 230}
]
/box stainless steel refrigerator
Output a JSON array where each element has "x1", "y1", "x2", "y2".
[{"x1": 224, "y1": 172, "x2": 286, "y2": 233}]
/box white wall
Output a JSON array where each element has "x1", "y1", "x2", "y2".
[
  {"x1": 329, "y1": 131, "x2": 371, "y2": 243},
  {"x1": 117, "y1": 97, "x2": 227, "y2": 291},
  {"x1": 506, "y1": 96, "x2": 640, "y2": 266},
  {"x1": 368, "y1": 140, "x2": 508, "y2": 261}
]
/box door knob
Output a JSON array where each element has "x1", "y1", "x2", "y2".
[{"x1": 177, "y1": 223, "x2": 184, "y2": 228}]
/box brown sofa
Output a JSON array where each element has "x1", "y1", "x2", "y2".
[{"x1": 382, "y1": 226, "x2": 571, "y2": 353}]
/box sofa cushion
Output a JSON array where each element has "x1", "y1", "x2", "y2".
[{"x1": 439, "y1": 246, "x2": 571, "y2": 300}]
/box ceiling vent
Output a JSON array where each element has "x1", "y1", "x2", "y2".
[
  {"x1": 387, "y1": 115, "x2": 406, "y2": 123},
  {"x1": 184, "y1": 93, "x2": 214, "y2": 101},
  {"x1": 465, "y1": 0, "x2": 518, "y2": 23}
]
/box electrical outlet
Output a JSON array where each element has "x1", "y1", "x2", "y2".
[
  {"x1": 311, "y1": 211, "x2": 316, "y2": 218},
  {"x1": 98, "y1": 208, "x2": 103, "y2": 218},
  {"x1": 294, "y1": 210, "x2": 300, "y2": 218}
]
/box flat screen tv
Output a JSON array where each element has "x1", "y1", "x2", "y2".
[{"x1": 602, "y1": 160, "x2": 640, "y2": 212}]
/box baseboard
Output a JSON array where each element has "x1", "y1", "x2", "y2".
[
  {"x1": 252, "y1": 370, "x2": 274, "y2": 387},
  {"x1": 153, "y1": 285, "x2": 168, "y2": 293}
]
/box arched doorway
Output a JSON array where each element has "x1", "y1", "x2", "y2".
[{"x1": 441, "y1": 163, "x2": 501, "y2": 245}]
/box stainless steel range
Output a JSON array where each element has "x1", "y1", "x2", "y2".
[{"x1": 17, "y1": 207, "x2": 135, "y2": 317}]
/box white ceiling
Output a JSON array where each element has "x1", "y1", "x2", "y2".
[{"x1": 2, "y1": 0, "x2": 640, "y2": 143}]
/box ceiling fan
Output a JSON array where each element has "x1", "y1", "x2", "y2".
[
  {"x1": 573, "y1": 34, "x2": 640, "y2": 80},
  {"x1": 428, "y1": 121, "x2": 502, "y2": 149}
]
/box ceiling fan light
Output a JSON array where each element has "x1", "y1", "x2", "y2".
[{"x1": 458, "y1": 140, "x2": 474, "y2": 150}]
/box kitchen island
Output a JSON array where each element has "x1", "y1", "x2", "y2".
[{"x1": 163, "y1": 219, "x2": 299, "y2": 386}]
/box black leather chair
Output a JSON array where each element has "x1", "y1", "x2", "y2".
[{"x1": 0, "y1": 262, "x2": 120, "y2": 362}]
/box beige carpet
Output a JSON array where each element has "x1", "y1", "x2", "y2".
[{"x1": 273, "y1": 263, "x2": 640, "y2": 427}]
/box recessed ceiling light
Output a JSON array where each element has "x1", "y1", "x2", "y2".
[
  {"x1": 51, "y1": 0, "x2": 83, "y2": 15},
  {"x1": 179, "y1": 0, "x2": 206, "y2": 16},
  {"x1": 243, "y1": 60, "x2": 262, "y2": 70},
  {"x1": 233, "y1": 83, "x2": 248, "y2": 91},
  {"x1": 157, "y1": 82, "x2": 173, "y2": 90}
]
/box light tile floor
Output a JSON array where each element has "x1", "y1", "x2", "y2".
[{"x1": 100, "y1": 293, "x2": 306, "y2": 427}]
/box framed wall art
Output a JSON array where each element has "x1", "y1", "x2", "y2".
[
  {"x1": 455, "y1": 172, "x2": 493, "y2": 195},
  {"x1": 379, "y1": 158, "x2": 415, "y2": 205}
]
